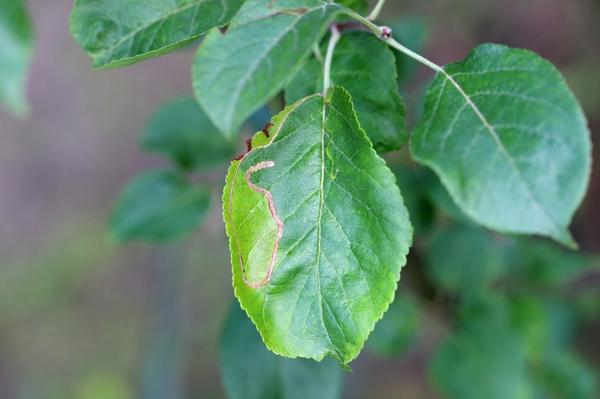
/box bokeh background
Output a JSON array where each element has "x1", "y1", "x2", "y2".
[{"x1": 1, "y1": 1, "x2": 599, "y2": 398}]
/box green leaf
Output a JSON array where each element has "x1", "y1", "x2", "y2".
[
  {"x1": 286, "y1": 32, "x2": 408, "y2": 152},
  {"x1": 424, "y1": 223, "x2": 507, "y2": 293},
  {"x1": 69, "y1": 0, "x2": 245, "y2": 68},
  {"x1": 193, "y1": 3, "x2": 341, "y2": 136},
  {"x1": 110, "y1": 170, "x2": 210, "y2": 243},
  {"x1": 141, "y1": 97, "x2": 235, "y2": 170},
  {"x1": 220, "y1": 301, "x2": 344, "y2": 399},
  {"x1": 366, "y1": 293, "x2": 421, "y2": 357},
  {"x1": 230, "y1": 0, "x2": 325, "y2": 26},
  {"x1": 425, "y1": 172, "x2": 472, "y2": 223},
  {"x1": 535, "y1": 352, "x2": 599, "y2": 399},
  {"x1": 335, "y1": 0, "x2": 368, "y2": 13},
  {"x1": 393, "y1": 166, "x2": 436, "y2": 236},
  {"x1": 411, "y1": 44, "x2": 591, "y2": 247},
  {"x1": 223, "y1": 87, "x2": 412, "y2": 364},
  {"x1": 0, "y1": 0, "x2": 33, "y2": 116},
  {"x1": 431, "y1": 298, "x2": 527, "y2": 399},
  {"x1": 512, "y1": 240, "x2": 596, "y2": 286},
  {"x1": 456, "y1": 292, "x2": 512, "y2": 329},
  {"x1": 509, "y1": 296, "x2": 576, "y2": 360}
]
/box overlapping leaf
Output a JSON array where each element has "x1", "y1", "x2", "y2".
[
  {"x1": 141, "y1": 97, "x2": 235, "y2": 170},
  {"x1": 286, "y1": 32, "x2": 408, "y2": 152},
  {"x1": 0, "y1": 0, "x2": 33, "y2": 116},
  {"x1": 411, "y1": 44, "x2": 591, "y2": 247},
  {"x1": 223, "y1": 87, "x2": 412, "y2": 364},
  {"x1": 70, "y1": 0, "x2": 245, "y2": 68},
  {"x1": 220, "y1": 301, "x2": 343, "y2": 399},
  {"x1": 193, "y1": 2, "x2": 341, "y2": 135}
]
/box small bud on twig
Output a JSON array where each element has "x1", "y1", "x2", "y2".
[{"x1": 380, "y1": 26, "x2": 392, "y2": 39}]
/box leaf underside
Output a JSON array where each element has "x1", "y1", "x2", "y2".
[
  {"x1": 223, "y1": 87, "x2": 412, "y2": 364},
  {"x1": 70, "y1": 0, "x2": 245, "y2": 68},
  {"x1": 411, "y1": 44, "x2": 591, "y2": 247}
]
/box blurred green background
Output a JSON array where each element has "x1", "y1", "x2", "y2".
[{"x1": 1, "y1": 0, "x2": 599, "y2": 398}]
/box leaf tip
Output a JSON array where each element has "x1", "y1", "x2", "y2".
[{"x1": 555, "y1": 230, "x2": 579, "y2": 250}]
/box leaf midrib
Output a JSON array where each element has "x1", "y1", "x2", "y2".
[
  {"x1": 314, "y1": 93, "x2": 334, "y2": 353},
  {"x1": 440, "y1": 70, "x2": 566, "y2": 239},
  {"x1": 97, "y1": 0, "x2": 211, "y2": 61}
]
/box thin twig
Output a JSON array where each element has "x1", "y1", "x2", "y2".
[
  {"x1": 367, "y1": 0, "x2": 386, "y2": 21},
  {"x1": 342, "y1": 9, "x2": 444, "y2": 74},
  {"x1": 385, "y1": 37, "x2": 444, "y2": 73},
  {"x1": 323, "y1": 25, "x2": 341, "y2": 94}
]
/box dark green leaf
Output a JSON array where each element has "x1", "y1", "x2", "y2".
[
  {"x1": 335, "y1": 0, "x2": 368, "y2": 13},
  {"x1": 286, "y1": 32, "x2": 408, "y2": 152},
  {"x1": 367, "y1": 293, "x2": 421, "y2": 357},
  {"x1": 141, "y1": 97, "x2": 235, "y2": 170},
  {"x1": 411, "y1": 44, "x2": 591, "y2": 247},
  {"x1": 0, "y1": 0, "x2": 33, "y2": 116},
  {"x1": 193, "y1": 3, "x2": 341, "y2": 135},
  {"x1": 223, "y1": 87, "x2": 412, "y2": 364},
  {"x1": 535, "y1": 352, "x2": 599, "y2": 399},
  {"x1": 431, "y1": 298, "x2": 527, "y2": 399},
  {"x1": 393, "y1": 166, "x2": 436, "y2": 235},
  {"x1": 457, "y1": 292, "x2": 511, "y2": 327},
  {"x1": 512, "y1": 240, "x2": 597, "y2": 286},
  {"x1": 110, "y1": 170, "x2": 210, "y2": 243},
  {"x1": 220, "y1": 301, "x2": 344, "y2": 399},
  {"x1": 509, "y1": 296, "x2": 576, "y2": 360},
  {"x1": 70, "y1": 0, "x2": 245, "y2": 68},
  {"x1": 424, "y1": 223, "x2": 507, "y2": 293}
]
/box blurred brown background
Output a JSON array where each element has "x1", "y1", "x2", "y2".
[{"x1": 0, "y1": 1, "x2": 599, "y2": 398}]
